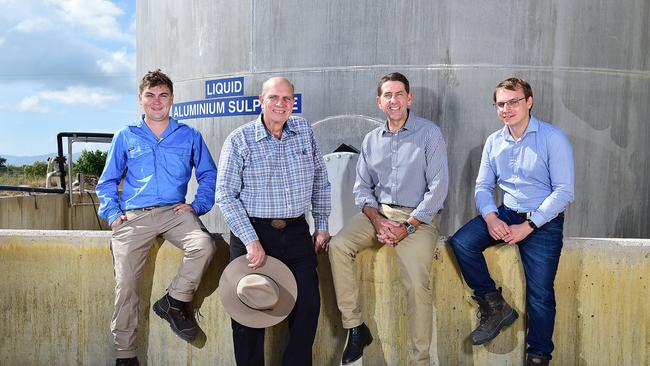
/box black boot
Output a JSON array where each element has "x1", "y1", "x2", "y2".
[
  {"x1": 115, "y1": 357, "x2": 139, "y2": 366},
  {"x1": 341, "y1": 323, "x2": 373, "y2": 365},
  {"x1": 470, "y1": 288, "x2": 518, "y2": 345},
  {"x1": 153, "y1": 293, "x2": 198, "y2": 342},
  {"x1": 526, "y1": 353, "x2": 550, "y2": 366}
]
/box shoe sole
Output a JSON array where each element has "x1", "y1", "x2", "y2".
[
  {"x1": 472, "y1": 309, "x2": 519, "y2": 345},
  {"x1": 153, "y1": 301, "x2": 196, "y2": 343},
  {"x1": 341, "y1": 335, "x2": 373, "y2": 365}
]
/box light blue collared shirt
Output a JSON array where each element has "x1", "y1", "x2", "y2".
[
  {"x1": 97, "y1": 117, "x2": 217, "y2": 226},
  {"x1": 475, "y1": 116, "x2": 575, "y2": 227},
  {"x1": 215, "y1": 115, "x2": 331, "y2": 245},
  {"x1": 354, "y1": 113, "x2": 449, "y2": 224}
]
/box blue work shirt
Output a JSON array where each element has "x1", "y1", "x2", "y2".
[
  {"x1": 216, "y1": 115, "x2": 331, "y2": 245},
  {"x1": 97, "y1": 117, "x2": 217, "y2": 226},
  {"x1": 475, "y1": 116, "x2": 575, "y2": 227}
]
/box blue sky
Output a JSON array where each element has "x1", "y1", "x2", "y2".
[{"x1": 0, "y1": 0, "x2": 136, "y2": 157}]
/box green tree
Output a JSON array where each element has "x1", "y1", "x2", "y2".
[
  {"x1": 73, "y1": 149, "x2": 108, "y2": 177},
  {"x1": 0, "y1": 156, "x2": 6, "y2": 171},
  {"x1": 24, "y1": 161, "x2": 48, "y2": 177}
]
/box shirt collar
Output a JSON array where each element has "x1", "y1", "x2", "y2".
[
  {"x1": 254, "y1": 114, "x2": 297, "y2": 141},
  {"x1": 132, "y1": 116, "x2": 180, "y2": 138},
  {"x1": 381, "y1": 110, "x2": 412, "y2": 135},
  {"x1": 499, "y1": 115, "x2": 540, "y2": 141}
]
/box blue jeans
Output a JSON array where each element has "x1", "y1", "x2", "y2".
[{"x1": 449, "y1": 205, "x2": 564, "y2": 357}]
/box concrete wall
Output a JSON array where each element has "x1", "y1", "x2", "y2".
[
  {"x1": 136, "y1": 0, "x2": 650, "y2": 239},
  {"x1": 0, "y1": 193, "x2": 109, "y2": 230},
  {"x1": 1, "y1": 230, "x2": 647, "y2": 365}
]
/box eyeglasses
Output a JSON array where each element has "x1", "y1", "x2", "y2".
[{"x1": 493, "y1": 96, "x2": 526, "y2": 110}]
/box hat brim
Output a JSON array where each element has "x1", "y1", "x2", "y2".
[{"x1": 219, "y1": 255, "x2": 297, "y2": 328}]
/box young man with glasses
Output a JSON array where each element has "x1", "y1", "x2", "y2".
[{"x1": 449, "y1": 77, "x2": 574, "y2": 366}]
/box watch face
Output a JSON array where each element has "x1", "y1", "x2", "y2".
[{"x1": 406, "y1": 225, "x2": 416, "y2": 234}]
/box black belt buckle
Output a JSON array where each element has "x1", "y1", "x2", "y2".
[{"x1": 270, "y1": 219, "x2": 287, "y2": 229}]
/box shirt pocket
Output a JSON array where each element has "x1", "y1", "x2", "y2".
[
  {"x1": 126, "y1": 143, "x2": 154, "y2": 176},
  {"x1": 161, "y1": 147, "x2": 192, "y2": 179},
  {"x1": 288, "y1": 147, "x2": 315, "y2": 184}
]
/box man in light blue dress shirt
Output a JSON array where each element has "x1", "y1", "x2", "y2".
[
  {"x1": 216, "y1": 76, "x2": 331, "y2": 366},
  {"x1": 329, "y1": 72, "x2": 449, "y2": 366},
  {"x1": 449, "y1": 77, "x2": 574, "y2": 366},
  {"x1": 97, "y1": 70, "x2": 218, "y2": 366}
]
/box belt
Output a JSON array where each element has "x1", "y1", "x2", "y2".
[
  {"x1": 135, "y1": 205, "x2": 161, "y2": 211},
  {"x1": 385, "y1": 203, "x2": 415, "y2": 210},
  {"x1": 249, "y1": 215, "x2": 305, "y2": 229},
  {"x1": 506, "y1": 207, "x2": 564, "y2": 220}
]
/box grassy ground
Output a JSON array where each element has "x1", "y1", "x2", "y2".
[{"x1": 0, "y1": 174, "x2": 47, "y2": 196}]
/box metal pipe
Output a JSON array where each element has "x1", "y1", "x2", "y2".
[{"x1": 0, "y1": 132, "x2": 113, "y2": 196}]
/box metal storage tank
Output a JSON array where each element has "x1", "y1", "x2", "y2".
[{"x1": 137, "y1": 1, "x2": 650, "y2": 239}]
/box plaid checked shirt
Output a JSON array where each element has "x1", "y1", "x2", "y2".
[{"x1": 216, "y1": 115, "x2": 331, "y2": 245}]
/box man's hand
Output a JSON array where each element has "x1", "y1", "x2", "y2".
[
  {"x1": 110, "y1": 215, "x2": 128, "y2": 230},
  {"x1": 377, "y1": 220, "x2": 408, "y2": 247},
  {"x1": 372, "y1": 218, "x2": 402, "y2": 246},
  {"x1": 245, "y1": 240, "x2": 266, "y2": 269},
  {"x1": 484, "y1": 212, "x2": 510, "y2": 241},
  {"x1": 173, "y1": 203, "x2": 195, "y2": 215},
  {"x1": 313, "y1": 230, "x2": 331, "y2": 254},
  {"x1": 503, "y1": 222, "x2": 534, "y2": 245}
]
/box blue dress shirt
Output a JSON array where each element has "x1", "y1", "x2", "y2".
[
  {"x1": 354, "y1": 113, "x2": 449, "y2": 224},
  {"x1": 97, "y1": 117, "x2": 217, "y2": 226},
  {"x1": 475, "y1": 116, "x2": 575, "y2": 227},
  {"x1": 215, "y1": 115, "x2": 331, "y2": 245}
]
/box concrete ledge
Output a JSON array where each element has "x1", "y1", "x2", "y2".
[{"x1": 0, "y1": 230, "x2": 648, "y2": 365}]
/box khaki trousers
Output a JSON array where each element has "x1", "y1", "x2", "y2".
[
  {"x1": 110, "y1": 205, "x2": 215, "y2": 358},
  {"x1": 329, "y1": 204, "x2": 439, "y2": 366}
]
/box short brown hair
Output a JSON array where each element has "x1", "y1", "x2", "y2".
[
  {"x1": 139, "y1": 69, "x2": 173, "y2": 95},
  {"x1": 493, "y1": 77, "x2": 533, "y2": 114},
  {"x1": 377, "y1": 72, "x2": 410, "y2": 96}
]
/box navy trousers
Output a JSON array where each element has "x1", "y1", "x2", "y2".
[
  {"x1": 449, "y1": 205, "x2": 564, "y2": 357},
  {"x1": 229, "y1": 218, "x2": 320, "y2": 366}
]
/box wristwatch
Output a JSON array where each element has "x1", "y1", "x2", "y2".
[
  {"x1": 526, "y1": 219, "x2": 538, "y2": 230},
  {"x1": 402, "y1": 221, "x2": 416, "y2": 235}
]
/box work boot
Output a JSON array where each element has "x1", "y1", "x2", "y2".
[
  {"x1": 153, "y1": 293, "x2": 198, "y2": 342},
  {"x1": 115, "y1": 357, "x2": 139, "y2": 366},
  {"x1": 341, "y1": 323, "x2": 373, "y2": 365},
  {"x1": 470, "y1": 288, "x2": 518, "y2": 345},
  {"x1": 526, "y1": 353, "x2": 551, "y2": 366}
]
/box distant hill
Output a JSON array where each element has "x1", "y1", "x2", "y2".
[{"x1": 1, "y1": 153, "x2": 81, "y2": 166}]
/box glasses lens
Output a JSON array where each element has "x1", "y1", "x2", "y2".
[{"x1": 495, "y1": 97, "x2": 524, "y2": 110}]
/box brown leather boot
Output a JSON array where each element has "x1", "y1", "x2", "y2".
[{"x1": 470, "y1": 288, "x2": 518, "y2": 345}]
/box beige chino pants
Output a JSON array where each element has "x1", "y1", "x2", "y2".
[
  {"x1": 329, "y1": 204, "x2": 439, "y2": 366},
  {"x1": 110, "y1": 205, "x2": 215, "y2": 358}
]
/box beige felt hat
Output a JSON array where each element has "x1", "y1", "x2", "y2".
[{"x1": 219, "y1": 255, "x2": 297, "y2": 328}]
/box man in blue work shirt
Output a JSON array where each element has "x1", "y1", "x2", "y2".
[
  {"x1": 449, "y1": 77, "x2": 574, "y2": 366},
  {"x1": 97, "y1": 69, "x2": 218, "y2": 366},
  {"x1": 328, "y1": 72, "x2": 449, "y2": 366},
  {"x1": 216, "y1": 76, "x2": 331, "y2": 366}
]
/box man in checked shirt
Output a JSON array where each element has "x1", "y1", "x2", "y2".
[
  {"x1": 328, "y1": 72, "x2": 449, "y2": 366},
  {"x1": 215, "y1": 76, "x2": 331, "y2": 366}
]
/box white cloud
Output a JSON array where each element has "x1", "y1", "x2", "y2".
[
  {"x1": 18, "y1": 85, "x2": 119, "y2": 112},
  {"x1": 97, "y1": 49, "x2": 135, "y2": 74},
  {"x1": 47, "y1": 0, "x2": 133, "y2": 42},
  {"x1": 14, "y1": 17, "x2": 52, "y2": 32},
  {"x1": 18, "y1": 95, "x2": 50, "y2": 112}
]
